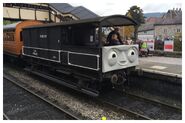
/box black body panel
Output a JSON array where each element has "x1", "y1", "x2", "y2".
[
  {"x1": 61, "y1": 46, "x2": 100, "y2": 71},
  {"x1": 22, "y1": 30, "x2": 30, "y2": 46},
  {"x1": 60, "y1": 51, "x2": 68, "y2": 65},
  {"x1": 30, "y1": 29, "x2": 38, "y2": 47},
  {"x1": 38, "y1": 28, "x2": 48, "y2": 48},
  {"x1": 48, "y1": 27, "x2": 61, "y2": 50},
  {"x1": 69, "y1": 53, "x2": 98, "y2": 70},
  {"x1": 23, "y1": 47, "x2": 60, "y2": 62},
  {"x1": 23, "y1": 26, "x2": 62, "y2": 62},
  {"x1": 23, "y1": 27, "x2": 62, "y2": 49},
  {"x1": 22, "y1": 24, "x2": 101, "y2": 80}
]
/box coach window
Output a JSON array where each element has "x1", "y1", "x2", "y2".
[
  {"x1": 8, "y1": 32, "x2": 15, "y2": 41},
  {"x1": 20, "y1": 31, "x2": 23, "y2": 41},
  {"x1": 3, "y1": 30, "x2": 15, "y2": 41},
  {"x1": 3, "y1": 32, "x2": 6, "y2": 41}
]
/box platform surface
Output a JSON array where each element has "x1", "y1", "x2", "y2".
[{"x1": 137, "y1": 56, "x2": 182, "y2": 77}]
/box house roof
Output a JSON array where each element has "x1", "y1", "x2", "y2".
[
  {"x1": 155, "y1": 16, "x2": 182, "y2": 25},
  {"x1": 138, "y1": 23, "x2": 154, "y2": 32},
  {"x1": 155, "y1": 8, "x2": 182, "y2": 25},
  {"x1": 49, "y1": 3, "x2": 99, "y2": 19},
  {"x1": 139, "y1": 8, "x2": 182, "y2": 31},
  {"x1": 145, "y1": 17, "x2": 162, "y2": 23}
]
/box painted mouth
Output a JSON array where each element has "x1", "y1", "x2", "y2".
[{"x1": 118, "y1": 61, "x2": 127, "y2": 65}]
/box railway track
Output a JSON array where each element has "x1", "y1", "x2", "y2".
[
  {"x1": 3, "y1": 65, "x2": 182, "y2": 120},
  {"x1": 99, "y1": 90, "x2": 182, "y2": 120},
  {"x1": 26, "y1": 68, "x2": 181, "y2": 120},
  {"x1": 3, "y1": 73, "x2": 81, "y2": 120},
  {"x1": 125, "y1": 91, "x2": 181, "y2": 111},
  {"x1": 22, "y1": 70, "x2": 182, "y2": 120},
  {"x1": 96, "y1": 98, "x2": 151, "y2": 120}
]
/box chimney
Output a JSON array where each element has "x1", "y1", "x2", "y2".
[{"x1": 179, "y1": 8, "x2": 182, "y2": 12}]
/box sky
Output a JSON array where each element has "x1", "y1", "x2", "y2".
[
  {"x1": 2, "y1": 0, "x2": 182, "y2": 16},
  {"x1": 70, "y1": 0, "x2": 182, "y2": 16}
]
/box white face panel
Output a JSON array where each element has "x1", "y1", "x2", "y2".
[{"x1": 102, "y1": 45, "x2": 139, "y2": 73}]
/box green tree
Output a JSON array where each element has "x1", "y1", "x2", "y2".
[
  {"x1": 3, "y1": 20, "x2": 15, "y2": 25},
  {"x1": 174, "y1": 32, "x2": 182, "y2": 51},
  {"x1": 126, "y1": 5, "x2": 145, "y2": 25},
  {"x1": 125, "y1": 6, "x2": 145, "y2": 41}
]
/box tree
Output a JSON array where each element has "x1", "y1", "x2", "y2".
[
  {"x1": 123, "y1": 26, "x2": 135, "y2": 40},
  {"x1": 174, "y1": 32, "x2": 182, "y2": 51},
  {"x1": 3, "y1": 20, "x2": 15, "y2": 25},
  {"x1": 126, "y1": 5, "x2": 145, "y2": 25},
  {"x1": 124, "y1": 6, "x2": 145, "y2": 41}
]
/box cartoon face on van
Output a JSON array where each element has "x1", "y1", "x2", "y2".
[{"x1": 102, "y1": 45, "x2": 139, "y2": 73}]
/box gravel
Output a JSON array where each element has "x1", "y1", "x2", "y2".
[{"x1": 4, "y1": 64, "x2": 131, "y2": 120}]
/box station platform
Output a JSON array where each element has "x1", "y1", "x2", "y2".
[{"x1": 137, "y1": 56, "x2": 182, "y2": 77}]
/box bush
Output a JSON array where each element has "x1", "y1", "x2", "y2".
[
  {"x1": 155, "y1": 40, "x2": 164, "y2": 50},
  {"x1": 174, "y1": 35, "x2": 182, "y2": 51},
  {"x1": 154, "y1": 38, "x2": 182, "y2": 52}
]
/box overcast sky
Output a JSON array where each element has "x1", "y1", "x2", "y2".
[
  {"x1": 3, "y1": 0, "x2": 182, "y2": 16},
  {"x1": 70, "y1": 0, "x2": 182, "y2": 16}
]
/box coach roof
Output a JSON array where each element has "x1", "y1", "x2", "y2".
[{"x1": 3, "y1": 22, "x2": 22, "y2": 30}]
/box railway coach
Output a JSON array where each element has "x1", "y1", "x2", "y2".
[
  {"x1": 3, "y1": 21, "x2": 43, "y2": 58},
  {"x1": 21, "y1": 15, "x2": 139, "y2": 96}
]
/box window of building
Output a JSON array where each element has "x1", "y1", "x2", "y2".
[
  {"x1": 164, "y1": 29, "x2": 167, "y2": 33},
  {"x1": 177, "y1": 29, "x2": 181, "y2": 32}
]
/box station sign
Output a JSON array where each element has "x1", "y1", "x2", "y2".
[{"x1": 164, "y1": 39, "x2": 174, "y2": 52}]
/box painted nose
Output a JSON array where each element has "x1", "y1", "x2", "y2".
[{"x1": 118, "y1": 52, "x2": 127, "y2": 65}]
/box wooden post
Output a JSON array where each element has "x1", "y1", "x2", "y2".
[
  {"x1": 35, "y1": 8, "x2": 37, "y2": 20},
  {"x1": 134, "y1": 25, "x2": 139, "y2": 43},
  {"x1": 19, "y1": 7, "x2": 21, "y2": 20}
]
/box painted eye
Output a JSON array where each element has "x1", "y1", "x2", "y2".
[
  {"x1": 112, "y1": 54, "x2": 116, "y2": 58},
  {"x1": 108, "y1": 51, "x2": 118, "y2": 66},
  {"x1": 127, "y1": 48, "x2": 137, "y2": 62}
]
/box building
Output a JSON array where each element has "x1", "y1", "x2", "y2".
[
  {"x1": 138, "y1": 23, "x2": 155, "y2": 50},
  {"x1": 138, "y1": 16, "x2": 161, "y2": 37},
  {"x1": 138, "y1": 8, "x2": 182, "y2": 41},
  {"x1": 3, "y1": 3, "x2": 99, "y2": 23},
  {"x1": 138, "y1": 23, "x2": 154, "y2": 36},
  {"x1": 154, "y1": 8, "x2": 182, "y2": 40},
  {"x1": 49, "y1": 3, "x2": 99, "y2": 20}
]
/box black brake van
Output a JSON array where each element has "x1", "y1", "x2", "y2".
[{"x1": 22, "y1": 15, "x2": 139, "y2": 96}]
